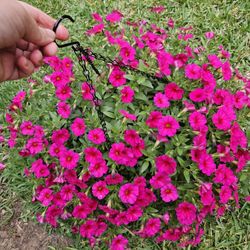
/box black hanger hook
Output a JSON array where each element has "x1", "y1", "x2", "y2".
[{"x1": 53, "y1": 15, "x2": 80, "y2": 48}]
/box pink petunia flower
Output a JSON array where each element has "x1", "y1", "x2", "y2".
[
  {"x1": 0, "y1": 163, "x2": 5, "y2": 171},
  {"x1": 72, "y1": 204, "x2": 89, "y2": 219},
  {"x1": 20, "y1": 121, "x2": 34, "y2": 135},
  {"x1": 150, "y1": 172, "x2": 171, "y2": 189},
  {"x1": 212, "y1": 109, "x2": 231, "y2": 131},
  {"x1": 82, "y1": 82, "x2": 94, "y2": 101},
  {"x1": 59, "y1": 150, "x2": 80, "y2": 169},
  {"x1": 189, "y1": 111, "x2": 207, "y2": 131},
  {"x1": 185, "y1": 64, "x2": 201, "y2": 80},
  {"x1": 120, "y1": 86, "x2": 134, "y2": 103},
  {"x1": 57, "y1": 101, "x2": 71, "y2": 119},
  {"x1": 31, "y1": 159, "x2": 49, "y2": 178},
  {"x1": 87, "y1": 128, "x2": 106, "y2": 144},
  {"x1": 80, "y1": 220, "x2": 97, "y2": 238},
  {"x1": 158, "y1": 115, "x2": 180, "y2": 137},
  {"x1": 119, "y1": 109, "x2": 137, "y2": 121},
  {"x1": 126, "y1": 205, "x2": 143, "y2": 222},
  {"x1": 92, "y1": 181, "x2": 109, "y2": 200},
  {"x1": 143, "y1": 218, "x2": 161, "y2": 237},
  {"x1": 160, "y1": 183, "x2": 178, "y2": 202},
  {"x1": 208, "y1": 54, "x2": 222, "y2": 69},
  {"x1": 155, "y1": 155, "x2": 177, "y2": 175},
  {"x1": 154, "y1": 92, "x2": 170, "y2": 108},
  {"x1": 26, "y1": 138, "x2": 44, "y2": 155},
  {"x1": 222, "y1": 61, "x2": 232, "y2": 81},
  {"x1": 120, "y1": 45, "x2": 136, "y2": 63},
  {"x1": 105, "y1": 173, "x2": 124, "y2": 185},
  {"x1": 106, "y1": 10, "x2": 123, "y2": 23},
  {"x1": 146, "y1": 111, "x2": 162, "y2": 129},
  {"x1": 189, "y1": 88, "x2": 207, "y2": 102},
  {"x1": 199, "y1": 182, "x2": 215, "y2": 206},
  {"x1": 55, "y1": 85, "x2": 72, "y2": 100},
  {"x1": 109, "y1": 67, "x2": 126, "y2": 87},
  {"x1": 37, "y1": 188, "x2": 53, "y2": 206},
  {"x1": 51, "y1": 128, "x2": 70, "y2": 145},
  {"x1": 198, "y1": 153, "x2": 216, "y2": 176},
  {"x1": 84, "y1": 147, "x2": 103, "y2": 163},
  {"x1": 49, "y1": 143, "x2": 66, "y2": 158},
  {"x1": 219, "y1": 185, "x2": 232, "y2": 204},
  {"x1": 60, "y1": 184, "x2": 76, "y2": 201},
  {"x1": 205, "y1": 32, "x2": 215, "y2": 39},
  {"x1": 71, "y1": 118, "x2": 86, "y2": 137},
  {"x1": 213, "y1": 164, "x2": 237, "y2": 186},
  {"x1": 119, "y1": 183, "x2": 139, "y2": 204},
  {"x1": 162, "y1": 212, "x2": 170, "y2": 224},
  {"x1": 230, "y1": 122, "x2": 247, "y2": 153},
  {"x1": 164, "y1": 82, "x2": 184, "y2": 100},
  {"x1": 176, "y1": 202, "x2": 197, "y2": 225},
  {"x1": 110, "y1": 235, "x2": 128, "y2": 250},
  {"x1": 89, "y1": 159, "x2": 108, "y2": 178}
]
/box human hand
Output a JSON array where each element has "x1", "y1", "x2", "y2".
[{"x1": 0, "y1": 0, "x2": 69, "y2": 82}]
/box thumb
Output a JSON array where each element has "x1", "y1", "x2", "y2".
[{"x1": 23, "y1": 14, "x2": 55, "y2": 46}]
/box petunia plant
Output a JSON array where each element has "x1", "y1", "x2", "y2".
[{"x1": 0, "y1": 7, "x2": 249, "y2": 250}]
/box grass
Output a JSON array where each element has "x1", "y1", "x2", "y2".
[{"x1": 0, "y1": 0, "x2": 250, "y2": 249}]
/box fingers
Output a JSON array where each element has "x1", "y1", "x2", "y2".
[
  {"x1": 19, "y1": 1, "x2": 69, "y2": 41},
  {"x1": 16, "y1": 56, "x2": 35, "y2": 78},
  {"x1": 43, "y1": 43, "x2": 58, "y2": 56}
]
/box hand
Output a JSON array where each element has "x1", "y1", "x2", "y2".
[{"x1": 0, "y1": 0, "x2": 69, "y2": 82}]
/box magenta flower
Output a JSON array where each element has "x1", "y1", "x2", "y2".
[
  {"x1": 119, "y1": 183, "x2": 139, "y2": 204},
  {"x1": 120, "y1": 45, "x2": 136, "y2": 63},
  {"x1": 84, "y1": 147, "x2": 103, "y2": 163},
  {"x1": 31, "y1": 159, "x2": 49, "y2": 178},
  {"x1": 49, "y1": 143, "x2": 66, "y2": 158},
  {"x1": 143, "y1": 218, "x2": 161, "y2": 237},
  {"x1": 71, "y1": 118, "x2": 86, "y2": 137},
  {"x1": 126, "y1": 205, "x2": 143, "y2": 222},
  {"x1": 150, "y1": 172, "x2": 171, "y2": 189},
  {"x1": 162, "y1": 212, "x2": 170, "y2": 224},
  {"x1": 208, "y1": 54, "x2": 222, "y2": 69},
  {"x1": 213, "y1": 164, "x2": 237, "y2": 186},
  {"x1": 205, "y1": 31, "x2": 215, "y2": 39},
  {"x1": 82, "y1": 82, "x2": 94, "y2": 101},
  {"x1": 198, "y1": 153, "x2": 216, "y2": 176},
  {"x1": 219, "y1": 185, "x2": 232, "y2": 204},
  {"x1": 189, "y1": 111, "x2": 207, "y2": 131},
  {"x1": 176, "y1": 202, "x2": 197, "y2": 225},
  {"x1": 55, "y1": 85, "x2": 72, "y2": 101},
  {"x1": 222, "y1": 61, "x2": 232, "y2": 81},
  {"x1": 146, "y1": 111, "x2": 163, "y2": 128},
  {"x1": 89, "y1": 159, "x2": 108, "y2": 178},
  {"x1": 80, "y1": 220, "x2": 97, "y2": 238},
  {"x1": 51, "y1": 128, "x2": 70, "y2": 145},
  {"x1": 124, "y1": 129, "x2": 140, "y2": 146},
  {"x1": 105, "y1": 173, "x2": 124, "y2": 185},
  {"x1": 185, "y1": 64, "x2": 201, "y2": 80},
  {"x1": 119, "y1": 109, "x2": 137, "y2": 121},
  {"x1": 230, "y1": 122, "x2": 247, "y2": 153},
  {"x1": 110, "y1": 235, "x2": 128, "y2": 250},
  {"x1": 61, "y1": 184, "x2": 75, "y2": 201},
  {"x1": 0, "y1": 163, "x2": 5, "y2": 171},
  {"x1": 59, "y1": 150, "x2": 80, "y2": 169},
  {"x1": 189, "y1": 88, "x2": 207, "y2": 102},
  {"x1": 109, "y1": 142, "x2": 126, "y2": 162},
  {"x1": 199, "y1": 183, "x2": 215, "y2": 206},
  {"x1": 26, "y1": 138, "x2": 44, "y2": 155},
  {"x1": 87, "y1": 128, "x2": 106, "y2": 144},
  {"x1": 72, "y1": 205, "x2": 89, "y2": 219},
  {"x1": 212, "y1": 110, "x2": 231, "y2": 131},
  {"x1": 109, "y1": 67, "x2": 126, "y2": 87},
  {"x1": 160, "y1": 183, "x2": 178, "y2": 202},
  {"x1": 154, "y1": 92, "x2": 170, "y2": 108},
  {"x1": 20, "y1": 121, "x2": 34, "y2": 135},
  {"x1": 57, "y1": 101, "x2": 71, "y2": 119},
  {"x1": 37, "y1": 188, "x2": 53, "y2": 206},
  {"x1": 121, "y1": 86, "x2": 134, "y2": 103},
  {"x1": 155, "y1": 155, "x2": 177, "y2": 175},
  {"x1": 106, "y1": 10, "x2": 123, "y2": 23},
  {"x1": 164, "y1": 82, "x2": 184, "y2": 100},
  {"x1": 92, "y1": 181, "x2": 109, "y2": 200},
  {"x1": 158, "y1": 115, "x2": 180, "y2": 137}
]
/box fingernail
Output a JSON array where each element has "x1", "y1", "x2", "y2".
[{"x1": 45, "y1": 29, "x2": 56, "y2": 41}]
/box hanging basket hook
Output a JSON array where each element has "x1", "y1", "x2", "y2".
[{"x1": 53, "y1": 15, "x2": 80, "y2": 48}]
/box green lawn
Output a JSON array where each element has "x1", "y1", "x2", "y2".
[{"x1": 0, "y1": 0, "x2": 249, "y2": 249}]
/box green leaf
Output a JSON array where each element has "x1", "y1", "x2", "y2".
[
  {"x1": 140, "y1": 161, "x2": 149, "y2": 174},
  {"x1": 183, "y1": 169, "x2": 190, "y2": 183}
]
